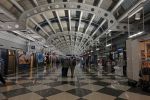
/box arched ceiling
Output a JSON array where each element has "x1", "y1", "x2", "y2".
[{"x1": 0, "y1": 0, "x2": 148, "y2": 55}]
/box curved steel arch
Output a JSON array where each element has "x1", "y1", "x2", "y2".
[
  {"x1": 19, "y1": 2, "x2": 117, "y2": 24},
  {"x1": 47, "y1": 31, "x2": 92, "y2": 41},
  {"x1": 50, "y1": 38, "x2": 87, "y2": 52},
  {"x1": 33, "y1": 17, "x2": 101, "y2": 34},
  {"x1": 56, "y1": 44, "x2": 82, "y2": 54},
  {"x1": 19, "y1": 2, "x2": 117, "y2": 54},
  {"x1": 52, "y1": 40, "x2": 83, "y2": 51},
  {"x1": 54, "y1": 40, "x2": 81, "y2": 48}
]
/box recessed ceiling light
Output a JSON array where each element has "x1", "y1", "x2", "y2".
[
  {"x1": 15, "y1": 24, "x2": 19, "y2": 28},
  {"x1": 55, "y1": 5, "x2": 59, "y2": 8},
  {"x1": 7, "y1": 25, "x2": 12, "y2": 29}
]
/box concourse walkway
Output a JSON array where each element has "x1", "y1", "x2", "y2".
[{"x1": 0, "y1": 64, "x2": 150, "y2": 100}]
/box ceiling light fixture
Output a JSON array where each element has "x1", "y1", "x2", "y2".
[
  {"x1": 96, "y1": 48, "x2": 100, "y2": 51},
  {"x1": 44, "y1": 45, "x2": 49, "y2": 48},
  {"x1": 128, "y1": 31, "x2": 144, "y2": 38},
  {"x1": 135, "y1": 13, "x2": 141, "y2": 20},
  {"x1": 128, "y1": 7, "x2": 143, "y2": 18},
  {"x1": 106, "y1": 30, "x2": 112, "y2": 35},
  {"x1": 106, "y1": 44, "x2": 111, "y2": 47}
]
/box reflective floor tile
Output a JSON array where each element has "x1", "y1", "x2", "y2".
[
  {"x1": 19, "y1": 82, "x2": 40, "y2": 87},
  {"x1": 97, "y1": 87, "x2": 124, "y2": 97},
  {"x1": 0, "y1": 85, "x2": 23, "y2": 92},
  {"x1": 76, "y1": 98, "x2": 88, "y2": 100},
  {"x1": 57, "y1": 77, "x2": 77, "y2": 81},
  {"x1": 17, "y1": 80, "x2": 33, "y2": 84},
  {"x1": 26, "y1": 85, "x2": 51, "y2": 92},
  {"x1": 35, "y1": 88, "x2": 62, "y2": 97},
  {"x1": 66, "y1": 88, "x2": 92, "y2": 97},
  {"x1": 93, "y1": 81, "x2": 111, "y2": 86},
  {"x1": 83, "y1": 92, "x2": 116, "y2": 100},
  {"x1": 107, "y1": 84, "x2": 131, "y2": 91},
  {"x1": 81, "y1": 84, "x2": 104, "y2": 91},
  {"x1": 40, "y1": 97, "x2": 48, "y2": 100},
  {"x1": 54, "y1": 84, "x2": 76, "y2": 91},
  {"x1": 127, "y1": 88, "x2": 150, "y2": 96},
  {"x1": 79, "y1": 79, "x2": 97, "y2": 84},
  {"x1": 44, "y1": 81, "x2": 67, "y2": 87},
  {"x1": 3, "y1": 88, "x2": 31, "y2": 98},
  {"x1": 37, "y1": 80, "x2": 54, "y2": 84},
  {"x1": 47, "y1": 92, "x2": 79, "y2": 100},
  {"x1": 8, "y1": 92, "x2": 43, "y2": 100},
  {"x1": 69, "y1": 82, "x2": 88, "y2": 87},
  {"x1": 0, "y1": 93, "x2": 6, "y2": 100},
  {"x1": 119, "y1": 92, "x2": 150, "y2": 100},
  {"x1": 0, "y1": 82, "x2": 16, "y2": 87},
  {"x1": 100, "y1": 79, "x2": 116, "y2": 83},
  {"x1": 114, "y1": 97, "x2": 127, "y2": 100}
]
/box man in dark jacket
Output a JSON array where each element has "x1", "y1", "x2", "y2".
[
  {"x1": 61, "y1": 58, "x2": 69, "y2": 77},
  {"x1": 70, "y1": 57, "x2": 76, "y2": 78}
]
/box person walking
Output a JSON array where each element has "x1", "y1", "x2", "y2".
[
  {"x1": 19, "y1": 52, "x2": 30, "y2": 73},
  {"x1": 0, "y1": 58, "x2": 5, "y2": 85},
  {"x1": 61, "y1": 58, "x2": 69, "y2": 77},
  {"x1": 0, "y1": 73, "x2": 5, "y2": 85},
  {"x1": 70, "y1": 57, "x2": 76, "y2": 78}
]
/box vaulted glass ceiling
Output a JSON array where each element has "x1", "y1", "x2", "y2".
[{"x1": 0, "y1": 0, "x2": 149, "y2": 55}]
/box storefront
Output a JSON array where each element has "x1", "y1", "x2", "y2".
[{"x1": 126, "y1": 34, "x2": 150, "y2": 90}]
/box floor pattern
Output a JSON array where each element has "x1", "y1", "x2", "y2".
[{"x1": 0, "y1": 65, "x2": 150, "y2": 100}]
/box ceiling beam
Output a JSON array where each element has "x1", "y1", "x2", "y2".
[
  {"x1": 42, "y1": 13, "x2": 56, "y2": 34},
  {"x1": 97, "y1": 0, "x2": 104, "y2": 7},
  {"x1": 91, "y1": 19, "x2": 106, "y2": 37},
  {"x1": 68, "y1": 10, "x2": 71, "y2": 31},
  {"x1": 30, "y1": 18, "x2": 50, "y2": 36},
  {"x1": 68, "y1": 10, "x2": 72, "y2": 48},
  {"x1": 79, "y1": 14, "x2": 95, "y2": 47},
  {"x1": 82, "y1": 0, "x2": 125, "y2": 51},
  {"x1": 55, "y1": 10, "x2": 69, "y2": 51},
  {"x1": 118, "y1": 0, "x2": 146, "y2": 22},
  {"x1": 55, "y1": 11, "x2": 64, "y2": 32},
  {"x1": 12, "y1": 30, "x2": 36, "y2": 42},
  {"x1": 84, "y1": 15, "x2": 95, "y2": 34},
  {"x1": 111, "y1": 0, "x2": 124, "y2": 13},
  {"x1": 0, "y1": 6, "x2": 16, "y2": 20},
  {"x1": 77, "y1": 12, "x2": 83, "y2": 32},
  {"x1": 47, "y1": 31, "x2": 92, "y2": 41},
  {"x1": 42, "y1": 13, "x2": 66, "y2": 49},
  {"x1": 27, "y1": 27, "x2": 45, "y2": 40},
  {"x1": 9, "y1": 0, "x2": 24, "y2": 12},
  {"x1": 56, "y1": 44, "x2": 81, "y2": 54},
  {"x1": 32, "y1": 0, "x2": 39, "y2": 6}
]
